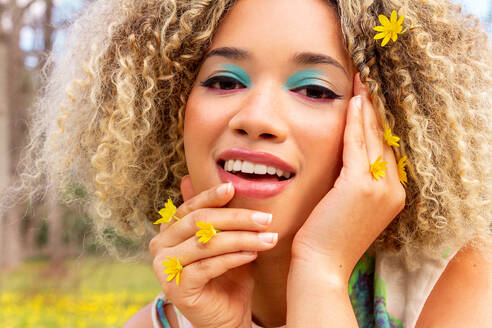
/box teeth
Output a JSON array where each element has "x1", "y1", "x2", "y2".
[
  {"x1": 241, "y1": 161, "x2": 255, "y2": 173},
  {"x1": 253, "y1": 164, "x2": 267, "y2": 174},
  {"x1": 233, "y1": 159, "x2": 242, "y2": 171},
  {"x1": 225, "y1": 160, "x2": 233, "y2": 171},
  {"x1": 223, "y1": 159, "x2": 293, "y2": 178}
]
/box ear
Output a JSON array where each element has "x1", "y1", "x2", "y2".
[{"x1": 180, "y1": 175, "x2": 196, "y2": 202}]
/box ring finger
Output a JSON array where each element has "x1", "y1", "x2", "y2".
[{"x1": 162, "y1": 230, "x2": 278, "y2": 267}]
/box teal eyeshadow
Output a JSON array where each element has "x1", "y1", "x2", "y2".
[
  {"x1": 284, "y1": 69, "x2": 326, "y2": 90},
  {"x1": 219, "y1": 64, "x2": 251, "y2": 88}
]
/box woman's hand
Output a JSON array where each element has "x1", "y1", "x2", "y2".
[
  {"x1": 149, "y1": 177, "x2": 278, "y2": 328},
  {"x1": 290, "y1": 73, "x2": 406, "y2": 283}
]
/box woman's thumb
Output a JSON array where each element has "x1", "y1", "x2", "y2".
[{"x1": 180, "y1": 175, "x2": 196, "y2": 202}]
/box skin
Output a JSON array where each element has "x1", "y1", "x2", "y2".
[
  {"x1": 184, "y1": 0, "x2": 356, "y2": 325},
  {"x1": 125, "y1": 0, "x2": 492, "y2": 327}
]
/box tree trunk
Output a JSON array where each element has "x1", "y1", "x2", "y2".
[
  {"x1": 47, "y1": 187, "x2": 66, "y2": 270},
  {"x1": 0, "y1": 40, "x2": 10, "y2": 268},
  {"x1": 1, "y1": 205, "x2": 23, "y2": 269},
  {"x1": 1, "y1": 3, "x2": 28, "y2": 269}
]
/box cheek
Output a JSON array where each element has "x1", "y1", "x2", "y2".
[
  {"x1": 298, "y1": 107, "x2": 346, "y2": 170},
  {"x1": 294, "y1": 105, "x2": 347, "y2": 204},
  {"x1": 184, "y1": 89, "x2": 226, "y2": 144},
  {"x1": 184, "y1": 88, "x2": 227, "y2": 191}
]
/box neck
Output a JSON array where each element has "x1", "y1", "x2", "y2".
[{"x1": 250, "y1": 237, "x2": 292, "y2": 328}]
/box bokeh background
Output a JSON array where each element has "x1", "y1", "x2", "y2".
[{"x1": 0, "y1": 0, "x2": 491, "y2": 327}]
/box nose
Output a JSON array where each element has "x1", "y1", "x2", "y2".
[{"x1": 228, "y1": 82, "x2": 288, "y2": 142}]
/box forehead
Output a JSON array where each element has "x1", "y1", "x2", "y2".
[{"x1": 208, "y1": 0, "x2": 351, "y2": 72}]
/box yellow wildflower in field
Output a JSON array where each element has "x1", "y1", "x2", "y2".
[
  {"x1": 195, "y1": 221, "x2": 220, "y2": 244},
  {"x1": 383, "y1": 123, "x2": 400, "y2": 147},
  {"x1": 163, "y1": 256, "x2": 183, "y2": 285},
  {"x1": 370, "y1": 156, "x2": 388, "y2": 180},
  {"x1": 398, "y1": 156, "x2": 409, "y2": 187},
  {"x1": 373, "y1": 10, "x2": 405, "y2": 47},
  {"x1": 154, "y1": 198, "x2": 180, "y2": 224}
]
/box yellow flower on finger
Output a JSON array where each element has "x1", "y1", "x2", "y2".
[
  {"x1": 370, "y1": 155, "x2": 388, "y2": 180},
  {"x1": 154, "y1": 198, "x2": 180, "y2": 224},
  {"x1": 383, "y1": 123, "x2": 400, "y2": 147},
  {"x1": 162, "y1": 256, "x2": 183, "y2": 285},
  {"x1": 195, "y1": 221, "x2": 220, "y2": 244},
  {"x1": 373, "y1": 10, "x2": 405, "y2": 47},
  {"x1": 398, "y1": 156, "x2": 409, "y2": 187}
]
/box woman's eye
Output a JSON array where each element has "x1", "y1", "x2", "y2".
[
  {"x1": 200, "y1": 76, "x2": 246, "y2": 90},
  {"x1": 291, "y1": 85, "x2": 342, "y2": 100}
]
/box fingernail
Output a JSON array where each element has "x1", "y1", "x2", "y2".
[
  {"x1": 252, "y1": 212, "x2": 272, "y2": 225},
  {"x1": 217, "y1": 182, "x2": 231, "y2": 196},
  {"x1": 258, "y1": 232, "x2": 278, "y2": 244},
  {"x1": 353, "y1": 95, "x2": 361, "y2": 110}
]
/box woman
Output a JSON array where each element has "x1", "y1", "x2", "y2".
[{"x1": 9, "y1": 0, "x2": 492, "y2": 327}]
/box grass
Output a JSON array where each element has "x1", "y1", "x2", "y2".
[{"x1": 0, "y1": 256, "x2": 161, "y2": 328}]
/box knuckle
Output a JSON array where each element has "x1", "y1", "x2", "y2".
[
  {"x1": 176, "y1": 200, "x2": 193, "y2": 218},
  {"x1": 370, "y1": 122, "x2": 382, "y2": 136},
  {"x1": 189, "y1": 208, "x2": 206, "y2": 227},
  {"x1": 232, "y1": 209, "x2": 243, "y2": 222},
  {"x1": 359, "y1": 181, "x2": 374, "y2": 197},
  {"x1": 152, "y1": 254, "x2": 164, "y2": 270},
  {"x1": 395, "y1": 186, "x2": 407, "y2": 212},
  {"x1": 352, "y1": 136, "x2": 365, "y2": 150},
  {"x1": 148, "y1": 236, "x2": 159, "y2": 255},
  {"x1": 195, "y1": 259, "x2": 211, "y2": 273}
]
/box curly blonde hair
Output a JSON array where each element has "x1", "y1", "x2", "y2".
[{"x1": 5, "y1": 0, "x2": 492, "y2": 268}]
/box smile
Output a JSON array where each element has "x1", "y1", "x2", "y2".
[
  {"x1": 215, "y1": 147, "x2": 297, "y2": 199},
  {"x1": 216, "y1": 161, "x2": 295, "y2": 199}
]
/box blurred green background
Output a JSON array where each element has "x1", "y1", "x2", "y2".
[{"x1": 0, "y1": 257, "x2": 159, "y2": 327}]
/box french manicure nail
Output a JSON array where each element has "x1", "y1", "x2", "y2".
[
  {"x1": 258, "y1": 232, "x2": 278, "y2": 244},
  {"x1": 217, "y1": 182, "x2": 231, "y2": 196},
  {"x1": 354, "y1": 95, "x2": 361, "y2": 109},
  {"x1": 252, "y1": 212, "x2": 272, "y2": 225}
]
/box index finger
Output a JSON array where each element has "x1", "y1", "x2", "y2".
[{"x1": 159, "y1": 182, "x2": 234, "y2": 233}]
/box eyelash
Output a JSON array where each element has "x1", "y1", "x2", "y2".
[
  {"x1": 200, "y1": 75, "x2": 342, "y2": 101},
  {"x1": 200, "y1": 76, "x2": 246, "y2": 92}
]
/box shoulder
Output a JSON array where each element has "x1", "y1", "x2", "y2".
[
  {"x1": 416, "y1": 242, "x2": 492, "y2": 327},
  {"x1": 123, "y1": 302, "x2": 154, "y2": 328},
  {"x1": 123, "y1": 301, "x2": 179, "y2": 328}
]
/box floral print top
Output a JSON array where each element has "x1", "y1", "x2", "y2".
[{"x1": 152, "y1": 249, "x2": 458, "y2": 328}]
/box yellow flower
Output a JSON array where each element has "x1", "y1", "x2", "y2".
[
  {"x1": 154, "y1": 198, "x2": 180, "y2": 224},
  {"x1": 370, "y1": 155, "x2": 388, "y2": 180},
  {"x1": 397, "y1": 156, "x2": 408, "y2": 187},
  {"x1": 383, "y1": 123, "x2": 400, "y2": 147},
  {"x1": 195, "y1": 221, "x2": 220, "y2": 244},
  {"x1": 162, "y1": 256, "x2": 183, "y2": 285},
  {"x1": 373, "y1": 10, "x2": 405, "y2": 47}
]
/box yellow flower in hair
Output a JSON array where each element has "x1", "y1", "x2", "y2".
[
  {"x1": 373, "y1": 10, "x2": 405, "y2": 47},
  {"x1": 162, "y1": 256, "x2": 183, "y2": 285},
  {"x1": 383, "y1": 123, "x2": 400, "y2": 147},
  {"x1": 397, "y1": 156, "x2": 408, "y2": 187},
  {"x1": 370, "y1": 156, "x2": 388, "y2": 180},
  {"x1": 154, "y1": 198, "x2": 180, "y2": 224},
  {"x1": 195, "y1": 221, "x2": 220, "y2": 244}
]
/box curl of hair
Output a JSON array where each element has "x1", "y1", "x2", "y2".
[{"x1": 5, "y1": 0, "x2": 491, "y2": 268}]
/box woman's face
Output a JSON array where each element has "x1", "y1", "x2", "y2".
[{"x1": 184, "y1": 0, "x2": 355, "y2": 238}]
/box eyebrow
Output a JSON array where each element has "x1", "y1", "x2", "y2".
[{"x1": 202, "y1": 46, "x2": 348, "y2": 78}]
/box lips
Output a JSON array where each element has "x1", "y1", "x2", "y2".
[{"x1": 216, "y1": 147, "x2": 296, "y2": 199}]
